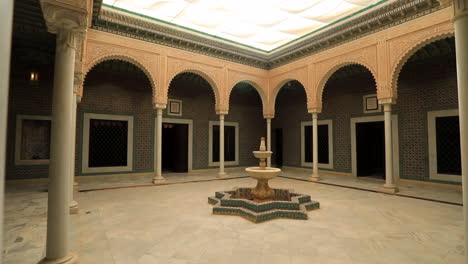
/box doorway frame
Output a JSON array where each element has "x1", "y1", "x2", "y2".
[
  {"x1": 350, "y1": 115, "x2": 399, "y2": 181},
  {"x1": 300, "y1": 119, "x2": 334, "y2": 169},
  {"x1": 82, "y1": 113, "x2": 134, "y2": 174},
  {"x1": 427, "y1": 109, "x2": 460, "y2": 182},
  {"x1": 160, "y1": 118, "x2": 193, "y2": 172},
  {"x1": 208, "y1": 121, "x2": 239, "y2": 167}
]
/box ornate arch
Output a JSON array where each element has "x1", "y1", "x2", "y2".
[
  {"x1": 166, "y1": 69, "x2": 221, "y2": 110},
  {"x1": 226, "y1": 72, "x2": 268, "y2": 116},
  {"x1": 270, "y1": 78, "x2": 308, "y2": 117},
  {"x1": 389, "y1": 28, "x2": 454, "y2": 98},
  {"x1": 315, "y1": 61, "x2": 377, "y2": 109},
  {"x1": 270, "y1": 67, "x2": 309, "y2": 116},
  {"x1": 80, "y1": 53, "x2": 157, "y2": 99}
]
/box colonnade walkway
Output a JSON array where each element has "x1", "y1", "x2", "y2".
[{"x1": 4, "y1": 174, "x2": 463, "y2": 264}]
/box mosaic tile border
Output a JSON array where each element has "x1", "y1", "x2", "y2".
[{"x1": 208, "y1": 187, "x2": 320, "y2": 223}]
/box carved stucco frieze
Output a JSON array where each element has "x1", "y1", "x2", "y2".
[
  {"x1": 388, "y1": 22, "x2": 454, "y2": 97},
  {"x1": 313, "y1": 45, "x2": 378, "y2": 109},
  {"x1": 81, "y1": 41, "x2": 159, "y2": 100},
  {"x1": 226, "y1": 70, "x2": 269, "y2": 116},
  {"x1": 166, "y1": 57, "x2": 224, "y2": 110}
]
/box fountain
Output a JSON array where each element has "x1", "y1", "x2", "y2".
[{"x1": 208, "y1": 137, "x2": 320, "y2": 223}]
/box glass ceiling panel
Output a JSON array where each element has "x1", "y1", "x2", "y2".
[{"x1": 103, "y1": 0, "x2": 389, "y2": 52}]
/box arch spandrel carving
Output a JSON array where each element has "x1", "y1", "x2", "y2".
[
  {"x1": 313, "y1": 45, "x2": 378, "y2": 110},
  {"x1": 388, "y1": 23, "x2": 454, "y2": 98},
  {"x1": 82, "y1": 41, "x2": 159, "y2": 101},
  {"x1": 226, "y1": 70, "x2": 268, "y2": 117},
  {"x1": 166, "y1": 57, "x2": 225, "y2": 111},
  {"x1": 269, "y1": 66, "x2": 309, "y2": 116}
]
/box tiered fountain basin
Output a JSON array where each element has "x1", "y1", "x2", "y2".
[
  {"x1": 208, "y1": 187, "x2": 320, "y2": 223},
  {"x1": 208, "y1": 137, "x2": 320, "y2": 223}
]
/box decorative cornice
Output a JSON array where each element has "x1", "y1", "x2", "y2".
[{"x1": 91, "y1": 0, "x2": 441, "y2": 70}]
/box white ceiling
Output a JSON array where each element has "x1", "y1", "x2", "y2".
[{"x1": 103, "y1": 0, "x2": 388, "y2": 52}]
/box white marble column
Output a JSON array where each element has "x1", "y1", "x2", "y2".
[
  {"x1": 266, "y1": 117, "x2": 272, "y2": 167},
  {"x1": 218, "y1": 114, "x2": 227, "y2": 178},
  {"x1": 41, "y1": 29, "x2": 79, "y2": 264},
  {"x1": 153, "y1": 106, "x2": 166, "y2": 184},
  {"x1": 0, "y1": 0, "x2": 13, "y2": 261},
  {"x1": 381, "y1": 103, "x2": 398, "y2": 193},
  {"x1": 69, "y1": 93, "x2": 79, "y2": 214},
  {"x1": 310, "y1": 113, "x2": 321, "y2": 181},
  {"x1": 452, "y1": 1, "x2": 468, "y2": 263}
]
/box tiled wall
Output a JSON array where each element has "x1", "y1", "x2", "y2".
[
  {"x1": 272, "y1": 55, "x2": 458, "y2": 182},
  {"x1": 166, "y1": 78, "x2": 265, "y2": 169}
]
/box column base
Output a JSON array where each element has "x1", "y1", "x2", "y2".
[
  {"x1": 69, "y1": 200, "x2": 79, "y2": 215},
  {"x1": 381, "y1": 184, "x2": 399, "y2": 194},
  {"x1": 217, "y1": 172, "x2": 228, "y2": 179},
  {"x1": 39, "y1": 252, "x2": 78, "y2": 264},
  {"x1": 73, "y1": 182, "x2": 79, "y2": 193},
  {"x1": 309, "y1": 174, "x2": 321, "y2": 182},
  {"x1": 153, "y1": 176, "x2": 166, "y2": 185}
]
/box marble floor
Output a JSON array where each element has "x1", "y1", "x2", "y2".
[{"x1": 3, "y1": 174, "x2": 464, "y2": 264}]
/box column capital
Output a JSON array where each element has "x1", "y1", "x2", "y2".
[
  {"x1": 452, "y1": 0, "x2": 468, "y2": 20},
  {"x1": 264, "y1": 115, "x2": 274, "y2": 119},
  {"x1": 40, "y1": 1, "x2": 88, "y2": 34},
  {"x1": 378, "y1": 98, "x2": 397, "y2": 105},
  {"x1": 153, "y1": 103, "x2": 167, "y2": 110},
  {"x1": 216, "y1": 110, "x2": 228, "y2": 115},
  {"x1": 308, "y1": 108, "x2": 322, "y2": 114}
]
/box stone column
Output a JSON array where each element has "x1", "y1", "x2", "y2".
[
  {"x1": 381, "y1": 103, "x2": 398, "y2": 194},
  {"x1": 153, "y1": 106, "x2": 166, "y2": 184},
  {"x1": 218, "y1": 113, "x2": 227, "y2": 178},
  {"x1": 41, "y1": 28, "x2": 79, "y2": 264},
  {"x1": 266, "y1": 117, "x2": 272, "y2": 167},
  {"x1": 309, "y1": 113, "x2": 321, "y2": 181},
  {"x1": 69, "y1": 92, "x2": 79, "y2": 214},
  {"x1": 0, "y1": 0, "x2": 14, "y2": 261},
  {"x1": 452, "y1": 1, "x2": 468, "y2": 263}
]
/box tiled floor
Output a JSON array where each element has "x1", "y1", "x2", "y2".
[{"x1": 3, "y1": 170, "x2": 464, "y2": 264}]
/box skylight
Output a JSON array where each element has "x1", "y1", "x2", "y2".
[{"x1": 103, "y1": 0, "x2": 388, "y2": 52}]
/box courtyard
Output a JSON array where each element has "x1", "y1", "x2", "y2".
[{"x1": 4, "y1": 170, "x2": 464, "y2": 264}]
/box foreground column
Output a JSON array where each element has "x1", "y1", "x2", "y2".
[
  {"x1": 41, "y1": 29, "x2": 79, "y2": 264},
  {"x1": 153, "y1": 106, "x2": 166, "y2": 184},
  {"x1": 452, "y1": 1, "x2": 468, "y2": 263},
  {"x1": 0, "y1": 0, "x2": 14, "y2": 261},
  {"x1": 309, "y1": 113, "x2": 321, "y2": 181},
  {"x1": 266, "y1": 117, "x2": 272, "y2": 167},
  {"x1": 218, "y1": 113, "x2": 227, "y2": 178},
  {"x1": 69, "y1": 93, "x2": 78, "y2": 214},
  {"x1": 381, "y1": 103, "x2": 398, "y2": 193}
]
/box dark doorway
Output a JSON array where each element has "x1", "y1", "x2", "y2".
[
  {"x1": 436, "y1": 116, "x2": 461, "y2": 175},
  {"x1": 304, "y1": 124, "x2": 330, "y2": 164},
  {"x1": 275, "y1": 128, "x2": 283, "y2": 168},
  {"x1": 162, "y1": 123, "x2": 188, "y2": 172},
  {"x1": 356, "y1": 121, "x2": 385, "y2": 179},
  {"x1": 212, "y1": 125, "x2": 236, "y2": 162}
]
